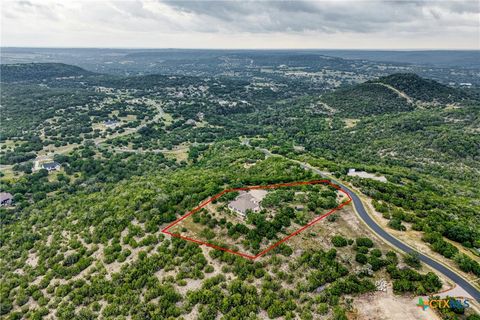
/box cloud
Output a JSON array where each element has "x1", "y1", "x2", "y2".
[
  {"x1": 4, "y1": 0, "x2": 62, "y2": 21},
  {"x1": 159, "y1": 0, "x2": 479, "y2": 33},
  {"x1": 0, "y1": 0, "x2": 478, "y2": 48}
]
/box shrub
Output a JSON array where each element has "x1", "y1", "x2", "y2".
[
  {"x1": 357, "y1": 246, "x2": 369, "y2": 254},
  {"x1": 388, "y1": 219, "x2": 406, "y2": 231},
  {"x1": 404, "y1": 252, "x2": 421, "y2": 269},
  {"x1": 205, "y1": 265, "x2": 214, "y2": 273},
  {"x1": 355, "y1": 253, "x2": 368, "y2": 264},
  {"x1": 386, "y1": 251, "x2": 398, "y2": 265},
  {"x1": 356, "y1": 237, "x2": 374, "y2": 248},
  {"x1": 331, "y1": 235, "x2": 348, "y2": 247},
  {"x1": 370, "y1": 248, "x2": 382, "y2": 257}
]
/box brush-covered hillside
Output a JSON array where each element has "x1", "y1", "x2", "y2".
[
  {"x1": 370, "y1": 73, "x2": 466, "y2": 103},
  {"x1": 1, "y1": 62, "x2": 479, "y2": 319},
  {"x1": 0, "y1": 63, "x2": 95, "y2": 83},
  {"x1": 319, "y1": 73, "x2": 470, "y2": 117}
]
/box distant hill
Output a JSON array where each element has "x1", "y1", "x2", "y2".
[
  {"x1": 320, "y1": 73, "x2": 469, "y2": 117},
  {"x1": 315, "y1": 50, "x2": 480, "y2": 69},
  {"x1": 0, "y1": 63, "x2": 94, "y2": 82},
  {"x1": 369, "y1": 73, "x2": 466, "y2": 104},
  {"x1": 320, "y1": 82, "x2": 414, "y2": 117}
]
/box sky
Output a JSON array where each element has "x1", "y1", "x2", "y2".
[{"x1": 1, "y1": 0, "x2": 479, "y2": 49}]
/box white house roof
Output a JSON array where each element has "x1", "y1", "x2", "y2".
[
  {"x1": 42, "y1": 162, "x2": 60, "y2": 170},
  {"x1": 0, "y1": 192, "x2": 13, "y2": 202},
  {"x1": 228, "y1": 193, "x2": 260, "y2": 214},
  {"x1": 228, "y1": 189, "x2": 269, "y2": 215}
]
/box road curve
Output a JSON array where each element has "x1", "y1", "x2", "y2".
[
  {"x1": 252, "y1": 145, "x2": 479, "y2": 301},
  {"x1": 299, "y1": 163, "x2": 480, "y2": 302}
]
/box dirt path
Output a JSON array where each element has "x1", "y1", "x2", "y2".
[{"x1": 375, "y1": 82, "x2": 415, "y2": 104}]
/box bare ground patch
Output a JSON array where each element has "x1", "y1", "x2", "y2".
[{"x1": 349, "y1": 284, "x2": 441, "y2": 320}]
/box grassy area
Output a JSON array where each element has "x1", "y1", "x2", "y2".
[{"x1": 162, "y1": 145, "x2": 189, "y2": 162}]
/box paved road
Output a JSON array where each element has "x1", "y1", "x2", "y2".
[
  {"x1": 253, "y1": 146, "x2": 479, "y2": 301},
  {"x1": 298, "y1": 162, "x2": 480, "y2": 302}
]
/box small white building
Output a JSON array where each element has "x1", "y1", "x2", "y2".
[
  {"x1": 104, "y1": 120, "x2": 118, "y2": 127},
  {"x1": 0, "y1": 192, "x2": 13, "y2": 206},
  {"x1": 348, "y1": 169, "x2": 387, "y2": 183},
  {"x1": 42, "y1": 162, "x2": 61, "y2": 171},
  {"x1": 185, "y1": 119, "x2": 197, "y2": 126}
]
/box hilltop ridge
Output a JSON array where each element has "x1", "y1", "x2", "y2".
[
  {"x1": 370, "y1": 73, "x2": 466, "y2": 104},
  {"x1": 320, "y1": 73, "x2": 470, "y2": 117},
  {"x1": 0, "y1": 63, "x2": 95, "y2": 82}
]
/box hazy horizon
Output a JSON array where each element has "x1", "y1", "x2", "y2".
[{"x1": 2, "y1": 47, "x2": 480, "y2": 51}]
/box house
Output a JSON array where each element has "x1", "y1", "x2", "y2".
[
  {"x1": 0, "y1": 192, "x2": 13, "y2": 206},
  {"x1": 185, "y1": 119, "x2": 197, "y2": 126},
  {"x1": 228, "y1": 193, "x2": 260, "y2": 216},
  {"x1": 348, "y1": 169, "x2": 387, "y2": 183},
  {"x1": 104, "y1": 119, "x2": 118, "y2": 127},
  {"x1": 315, "y1": 284, "x2": 329, "y2": 293},
  {"x1": 42, "y1": 162, "x2": 61, "y2": 171}
]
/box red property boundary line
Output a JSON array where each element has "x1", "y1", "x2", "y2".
[{"x1": 161, "y1": 179, "x2": 352, "y2": 260}]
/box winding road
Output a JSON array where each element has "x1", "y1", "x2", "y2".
[
  {"x1": 300, "y1": 162, "x2": 480, "y2": 302},
  {"x1": 255, "y1": 145, "x2": 480, "y2": 302}
]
